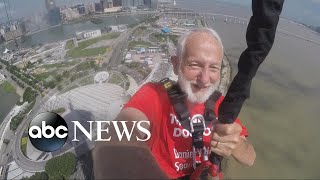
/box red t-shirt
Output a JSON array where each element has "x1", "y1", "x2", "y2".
[{"x1": 124, "y1": 83, "x2": 248, "y2": 179}]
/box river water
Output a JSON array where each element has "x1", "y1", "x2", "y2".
[
  {"x1": 0, "y1": 83, "x2": 20, "y2": 124},
  {"x1": 0, "y1": 14, "x2": 149, "y2": 51},
  {"x1": 175, "y1": 0, "x2": 320, "y2": 179}
]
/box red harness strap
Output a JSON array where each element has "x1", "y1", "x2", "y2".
[{"x1": 190, "y1": 161, "x2": 223, "y2": 180}]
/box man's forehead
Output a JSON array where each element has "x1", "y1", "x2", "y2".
[
  {"x1": 183, "y1": 32, "x2": 223, "y2": 61},
  {"x1": 186, "y1": 31, "x2": 219, "y2": 45}
]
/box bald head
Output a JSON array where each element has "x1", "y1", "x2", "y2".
[{"x1": 176, "y1": 28, "x2": 224, "y2": 65}]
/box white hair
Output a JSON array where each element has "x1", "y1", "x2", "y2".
[{"x1": 176, "y1": 28, "x2": 224, "y2": 64}]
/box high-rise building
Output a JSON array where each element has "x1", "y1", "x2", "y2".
[
  {"x1": 95, "y1": 2, "x2": 103, "y2": 12},
  {"x1": 101, "y1": 0, "x2": 114, "y2": 8},
  {"x1": 48, "y1": 7, "x2": 61, "y2": 25},
  {"x1": 85, "y1": 3, "x2": 96, "y2": 14},
  {"x1": 45, "y1": 0, "x2": 61, "y2": 26},
  {"x1": 121, "y1": 0, "x2": 133, "y2": 7},
  {"x1": 45, "y1": 0, "x2": 56, "y2": 10},
  {"x1": 101, "y1": 0, "x2": 109, "y2": 9},
  {"x1": 144, "y1": 0, "x2": 151, "y2": 8},
  {"x1": 113, "y1": 0, "x2": 122, "y2": 7},
  {"x1": 150, "y1": 0, "x2": 158, "y2": 9},
  {"x1": 77, "y1": 5, "x2": 86, "y2": 14},
  {"x1": 133, "y1": 0, "x2": 144, "y2": 7}
]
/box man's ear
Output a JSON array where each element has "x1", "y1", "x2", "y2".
[{"x1": 171, "y1": 56, "x2": 179, "y2": 75}]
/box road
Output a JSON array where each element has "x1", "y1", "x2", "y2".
[
  {"x1": 0, "y1": 89, "x2": 57, "y2": 172},
  {"x1": 108, "y1": 26, "x2": 139, "y2": 67}
]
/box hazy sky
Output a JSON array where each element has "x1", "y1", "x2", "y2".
[{"x1": 0, "y1": 0, "x2": 320, "y2": 26}]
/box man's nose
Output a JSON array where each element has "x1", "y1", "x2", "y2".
[{"x1": 197, "y1": 68, "x2": 210, "y2": 85}]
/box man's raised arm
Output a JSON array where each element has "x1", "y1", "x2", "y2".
[{"x1": 93, "y1": 107, "x2": 168, "y2": 179}]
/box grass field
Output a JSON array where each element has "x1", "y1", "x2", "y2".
[
  {"x1": 34, "y1": 71, "x2": 57, "y2": 82},
  {"x1": 128, "y1": 40, "x2": 154, "y2": 49},
  {"x1": 21, "y1": 137, "x2": 28, "y2": 156},
  {"x1": 66, "y1": 32, "x2": 120, "y2": 58},
  {"x1": 149, "y1": 33, "x2": 166, "y2": 43},
  {"x1": 42, "y1": 60, "x2": 79, "y2": 69},
  {"x1": 78, "y1": 76, "x2": 93, "y2": 86},
  {"x1": 107, "y1": 74, "x2": 123, "y2": 85},
  {"x1": 66, "y1": 40, "x2": 75, "y2": 50}
]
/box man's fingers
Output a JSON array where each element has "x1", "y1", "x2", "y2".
[
  {"x1": 211, "y1": 132, "x2": 240, "y2": 144},
  {"x1": 210, "y1": 141, "x2": 232, "y2": 157}
]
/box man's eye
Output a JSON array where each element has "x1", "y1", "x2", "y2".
[
  {"x1": 189, "y1": 64, "x2": 199, "y2": 67},
  {"x1": 210, "y1": 67, "x2": 219, "y2": 72}
]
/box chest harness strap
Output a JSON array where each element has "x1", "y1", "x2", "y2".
[{"x1": 160, "y1": 78, "x2": 222, "y2": 170}]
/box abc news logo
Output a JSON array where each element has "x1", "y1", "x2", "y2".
[
  {"x1": 28, "y1": 112, "x2": 68, "y2": 152},
  {"x1": 28, "y1": 112, "x2": 150, "y2": 152}
]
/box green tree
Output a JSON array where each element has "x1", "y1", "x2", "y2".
[
  {"x1": 0, "y1": 64, "x2": 3, "y2": 69},
  {"x1": 23, "y1": 87, "x2": 37, "y2": 103},
  {"x1": 56, "y1": 75, "x2": 62, "y2": 82},
  {"x1": 45, "y1": 81, "x2": 56, "y2": 89},
  {"x1": 63, "y1": 71, "x2": 70, "y2": 77},
  {"x1": 90, "y1": 61, "x2": 96, "y2": 68},
  {"x1": 45, "y1": 152, "x2": 76, "y2": 179}
]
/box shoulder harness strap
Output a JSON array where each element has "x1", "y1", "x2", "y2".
[{"x1": 160, "y1": 78, "x2": 191, "y2": 130}]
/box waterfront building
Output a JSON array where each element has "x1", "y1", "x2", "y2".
[
  {"x1": 60, "y1": 7, "x2": 81, "y2": 21},
  {"x1": 85, "y1": 3, "x2": 96, "y2": 14},
  {"x1": 95, "y1": 2, "x2": 103, "y2": 12},
  {"x1": 101, "y1": 0, "x2": 113, "y2": 9},
  {"x1": 113, "y1": 0, "x2": 122, "y2": 7},
  {"x1": 76, "y1": 29, "x2": 102, "y2": 40}
]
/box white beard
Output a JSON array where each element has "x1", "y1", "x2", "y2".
[{"x1": 178, "y1": 71, "x2": 220, "y2": 104}]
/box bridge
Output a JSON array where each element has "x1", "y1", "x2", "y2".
[{"x1": 162, "y1": 9, "x2": 320, "y2": 46}]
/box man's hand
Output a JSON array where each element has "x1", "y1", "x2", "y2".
[{"x1": 210, "y1": 123, "x2": 243, "y2": 157}]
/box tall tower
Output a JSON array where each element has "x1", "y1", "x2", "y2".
[
  {"x1": 45, "y1": 0, "x2": 61, "y2": 26},
  {"x1": 45, "y1": 0, "x2": 56, "y2": 10}
]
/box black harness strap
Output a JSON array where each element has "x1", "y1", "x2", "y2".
[{"x1": 161, "y1": 78, "x2": 192, "y2": 130}]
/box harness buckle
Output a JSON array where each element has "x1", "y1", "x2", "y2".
[
  {"x1": 160, "y1": 78, "x2": 173, "y2": 90},
  {"x1": 190, "y1": 114, "x2": 207, "y2": 169}
]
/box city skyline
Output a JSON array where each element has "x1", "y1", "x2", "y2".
[{"x1": 1, "y1": 0, "x2": 320, "y2": 27}]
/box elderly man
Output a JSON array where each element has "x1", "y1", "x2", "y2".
[{"x1": 94, "y1": 28, "x2": 255, "y2": 180}]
